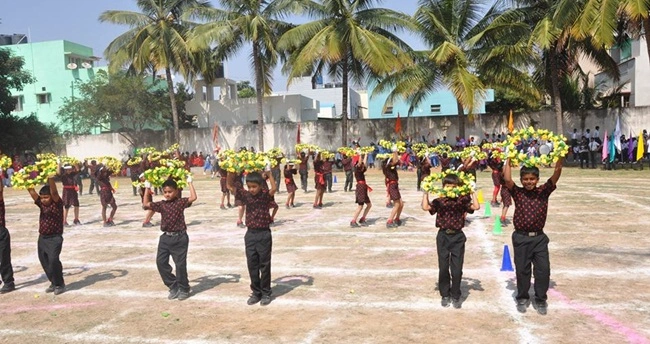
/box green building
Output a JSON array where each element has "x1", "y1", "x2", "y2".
[{"x1": 2, "y1": 38, "x2": 106, "y2": 133}]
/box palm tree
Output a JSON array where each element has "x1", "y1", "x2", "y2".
[
  {"x1": 278, "y1": 0, "x2": 414, "y2": 146},
  {"x1": 374, "y1": 0, "x2": 539, "y2": 139},
  {"x1": 100, "y1": 0, "x2": 211, "y2": 143},
  {"x1": 187, "y1": 0, "x2": 307, "y2": 151},
  {"x1": 519, "y1": 0, "x2": 620, "y2": 134}
]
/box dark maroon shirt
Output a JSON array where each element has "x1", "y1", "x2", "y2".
[
  {"x1": 509, "y1": 179, "x2": 556, "y2": 232},
  {"x1": 342, "y1": 157, "x2": 353, "y2": 171},
  {"x1": 313, "y1": 160, "x2": 324, "y2": 174},
  {"x1": 236, "y1": 188, "x2": 273, "y2": 229},
  {"x1": 322, "y1": 161, "x2": 333, "y2": 174},
  {"x1": 149, "y1": 197, "x2": 191, "y2": 232},
  {"x1": 383, "y1": 163, "x2": 399, "y2": 182},
  {"x1": 299, "y1": 155, "x2": 309, "y2": 171},
  {"x1": 96, "y1": 174, "x2": 112, "y2": 190},
  {"x1": 35, "y1": 198, "x2": 64, "y2": 235},
  {"x1": 428, "y1": 196, "x2": 474, "y2": 231},
  {"x1": 60, "y1": 173, "x2": 77, "y2": 187},
  {"x1": 0, "y1": 200, "x2": 5, "y2": 228},
  {"x1": 354, "y1": 164, "x2": 367, "y2": 182},
  {"x1": 284, "y1": 168, "x2": 297, "y2": 181}
]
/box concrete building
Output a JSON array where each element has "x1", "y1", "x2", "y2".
[
  {"x1": 274, "y1": 76, "x2": 364, "y2": 119},
  {"x1": 3, "y1": 38, "x2": 105, "y2": 131},
  {"x1": 366, "y1": 84, "x2": 494, "y2": 119},
  {"x1": 595, "y1": 36, "x2": 650, "y2": 107},
  {"x1": 188, "y1": 78, "x2": 319, "y2": 128}
]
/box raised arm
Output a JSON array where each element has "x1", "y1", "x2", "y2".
[
  {"x1": 0, "y1": 169, "x2": 4, "y2": 202},
  {"x1": 503, "y1": 159, "x2": 515, "y2": 190},
  {"x1": 226, "y1": 171, "x2": 236, "y2": 194},
  {"x1": 390, "y1": 150, "x2": 399, "y2": 166},
  {"x1": 469, "y1": 191, "x2": 480, "y2": 211},
  {"x1": 28, "y1": 187, "x2": 39, "y2": 201},
  {"x1": 48, "y1": 177, "x2": 60, "y2": 203},
  {"x1": 550, "y1": 157, "x2": 564, "y2": 186},
  {"x1": 186, "y1": 180, "x2": 197, "y2": 204},
  {"x1": 421, "y1": 192, "x2": 431, "y2": 211},
  {"x1": 143, "y1": 181, "x2": 153, "y2": 209},
  {"x1": 267, "y1": 171, "x2": 277, "y2": 197}
]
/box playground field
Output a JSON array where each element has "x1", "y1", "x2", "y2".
[{"x1": 0, "y1": 166, "x2": 649, "y2": 344}]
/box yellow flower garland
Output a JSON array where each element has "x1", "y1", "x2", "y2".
[
  {"x1": 0, "y1": 156, "x2": 12, "y2": 170},
  {"x1": 421, "y1": 170, "x2": 475, "y2": 198},
  {"x1": 502, "y1": 127, "x2": 569, "y2": 167},
  {"x1": 378, "y1": 139, "x2": 406, "y2": 153}
]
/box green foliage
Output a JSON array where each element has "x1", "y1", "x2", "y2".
[
  {"x1": 237, "y1": 81, "x2": 256, "y2": 98},
  {"x1": 0, "y1": 48, "x2": 35, "y2": 115},
  {"x1": 0, "y1": 113, "x2": 59, "y2": 155},
  {"x1": 57, "y1": 71, "x2": 176, "y2": 147}
]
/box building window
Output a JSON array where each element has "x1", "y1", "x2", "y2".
[
  {"x1": 13, "y1": 96, "x2": 24, "y2": 112},
  {"x1": 383, "y1": 106, "x2": 393, "y2": 115},
  {"x1": 622, "y1": 94, "x2": 630, "y2": 108},
  {"x1": 430, "y1": 104, "x2": 441, "y2": 113},
  {"x1": 37, "y1": 93, "x2": 50, "y2": 104}
]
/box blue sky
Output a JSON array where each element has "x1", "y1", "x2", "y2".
[{"x1": 1, "y1": 0, "x2": 424, "y2": 91}]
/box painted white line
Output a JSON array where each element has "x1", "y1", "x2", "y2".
[
  {"x1": 301, "y1": 317, "x2": 337, "y2": 344},
  {"x1": 0, "y1": 328, "x2": 222, "y2": 344}
]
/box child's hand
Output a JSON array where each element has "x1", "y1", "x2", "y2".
[
  {"x1": 144, "y1": 181, "x2": 152, "y2": 189},
  {"x1": 186, "y1": 175, "x2": 193, "y2": 183}
]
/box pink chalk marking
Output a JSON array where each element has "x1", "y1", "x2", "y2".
[
  {"x1": 405, "y1": 248, "x2": 433, "y2": 259},
  {"x1": 0, "y1": 302, "x2": 99, "y2": 315},
  {"x1": 548, "y1": 289, "x2": 650, "y2": 344}
]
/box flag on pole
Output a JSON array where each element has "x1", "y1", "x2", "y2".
[
  {"x1": 297, "y1": 122, "x2": 301, "y2": 144},
  {"x1": 637, "y1": 131, "x2": 645, "y2": 161},
  {"x1": 395, "y1": 113, "x2": 402, "y2": 133},
  {"x1": 601, "y1": 130, "x2": 608, "y2": 162},
  {"x1": 507, "y1": 109, "x2": 514, "y2": 133},
  {"x1": 613, "y1": 115, "x2": 622, "y2": 153},
  {"x1": 609, "y1": 135, "x2": 616, "y2": 163},
  {"x1": 212, "y1": 123, "x2": 219, "y2": 147}
]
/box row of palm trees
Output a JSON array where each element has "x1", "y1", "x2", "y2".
[{"x1": 100, "y1": 0, "x2": 650, "y2": 149}]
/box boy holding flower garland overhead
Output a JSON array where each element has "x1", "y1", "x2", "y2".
[
  {"x1": 503, "y1": 155, "x2": 564, "y2": 315},
  {"x1": 143, "y1": 175, "x2": 197, "y2": 301},
  {"x1": 421, "y1": 172, "x2": 480, "y2": 308},
  {"x1": 28, "y1": 176, "x2": 66, "y2": 295}
]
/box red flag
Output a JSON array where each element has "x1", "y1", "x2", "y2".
[
  {"x1": 395, "y1": 113, "x2": 402, "y2": 133},
  {"x1": 212, "y1": 123, "x2": 219, "y2": 147},
  {"x1": 297, "y1": 122, "x2": 301, "y2": 144}
]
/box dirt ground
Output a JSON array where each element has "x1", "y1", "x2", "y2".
[{"x1": 0, "y1": 165, "x2": 649, "y2": 344}]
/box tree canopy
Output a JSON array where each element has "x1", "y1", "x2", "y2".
[{"x1": 0, "y1": 48, "x2": 35, "y2": 116}]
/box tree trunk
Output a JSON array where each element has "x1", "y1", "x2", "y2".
[
  {"x1": 166, "y1": 67, "x2": 180, "y2": 144},
  {"x1": 549, "y1": 48, "x2": 564, "y2": 135},
  {"x1": 341, "y1": 57, "x2": 349, "y2": 147},
  {"x1": 253, "y1": 42, "x2": 265, "y2": 152},
  {"x1": 456, "y1": 100, "x2": 465, "y2": 139}
]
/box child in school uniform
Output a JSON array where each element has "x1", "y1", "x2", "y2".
[
  {"x1": 503, "y1": 157, "x2": 564, "y2": 315},
  {"x1": 260, "y1": 174, "x2": 279, "y2": 224},
  {"x1": 0, "y1": 170, "x2": 15, "y2": 293},
  {"x1": 218, "y1": 164, "x2": 232, "y2": 210},
  {"x1": 313, "y1": 152, "x2": 326, "y2": 208},
  {"x1": 59, "y1": 164, "x2": 81, "y2": 226},
  {"x1": 28, "y1": 177, "x2": 66, "y2": 295},
  {"x1": 227, "y1": 170, "x2": 277, "y2": 306},
  {"x1": 350, "y1": 154, "x2": 372, "y2": 227},
  {"x1": 143, "y1": 177, "x2": 197, "y2": 300},
  {"x1": 95, "y1": 165, "x2": 118, "y2": 227},
  {"x1": 421, "y1": 174, "x2": 480, "y2": 308},
  {"x1": 383, "y1": 150, "x2": 404, "y2": 228},
  {"x1": 136, "y1": 173, "x2": 156, "y2": 227},
  {"x1": 283, "y1": 162, "x2": 298, "y2": 208}
]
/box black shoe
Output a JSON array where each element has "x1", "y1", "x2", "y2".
[
  {"x1": 350, "y1": 221, "x2": 360, "y2": 228},
  {"x1": 0, "y1": 282, "x2": 15, "y2": 294},
  {"x1": 177, "y1": 290, "x2": 190, "y2": 301},
  {"x1": 394, "y1": 219, "x2": 402, "y2": 226},
  {"x1": 260, "y1": 295, "x2": 272, "y2": 306},
  {"x1": 247, "y1": 294, "x2": 261, "y2": 305},
  {"x1": 452, "y1": 298, "x2": 462, "y2": 309},
  {"x1": 534, "y1": 301, "x2": 547, "y2": 315},
  {"x1": 45, "y1": 284, "x2": 55, "y2": 293},
  {"x1": 53, "y1": 285, "x2": 66, "y2": 295},
  {"x1": 441, "y1": 296, "x2": 451, "y2": 308},
  {"x1": 516, "y1": 299, "x2": 529, "y2": 313},
  {"x1": 168, "y1": 288, "x2": 180, "y2": 300}
]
